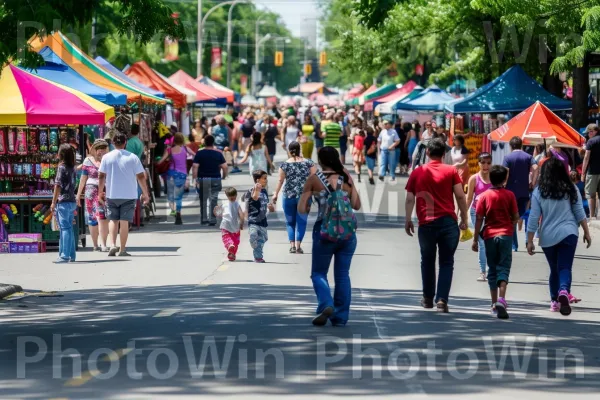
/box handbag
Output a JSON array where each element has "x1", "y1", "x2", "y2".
[
  {"x1": 51, "y1": 212, "x2": 59, "y2": 232},
  {"x1": 155, "y1": 149, "x2": 171, "y2": 175}
]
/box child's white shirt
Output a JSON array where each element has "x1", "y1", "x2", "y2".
[{"x1": 220, "y1": 200, "x2": 241, "y2": 233}]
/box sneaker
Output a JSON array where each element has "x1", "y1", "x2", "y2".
[
  {"x1": 175, "y1": 213, "x2": 183, "y2": 225},
  {"x1": 255, "y1": 258, "x2": 266, "y2": 263},
  {"x1": 289, "y1": 246, "x2": 297, "y2": 254},
  {"x1": 495, "y1": 298, "x2": 509, "y2": 319},
  {"x1": 369, "y1": 177, "x2": 375, "y2": 185},
  {"x1": 227, "y1": 253, "x2": 236, "y2": 262},
  {"x1": 558, "y1": 290, "x2": 571, "y2": 316},
  {"x1": 312, "y1": 306, "x2": 334, "y2": 326},
  {"x1": 108, "y1": 247, "x2": 120, "y2": 257},
  {"x1": 567, "y1": 293, "x2": 581, "y2": 303},
  {"x1": 118, "y1": 251, "x2": 132, "y2": 257},
  {"x1": 208, "y1": 222, "x2": 217, "y2": 227},
  {"x1": 101, "y1": 246, "x2": 110, "y2": 252},
  {"x1": 491, "y1": 304, "x2": 497, "y2": 314},
  {"x1": 296, "y1": 248, "x2": 304, "y2": 254},
  {"x1": 550, "y1": 301, "x2": 560, "y2": 312},
  {"x1": 231, "y1": 166, "x2": 242, "y2": 174},
  {"x1": 53, "y1": 257, "x2": 69, "y2": 264},
  {"x1": 169, "y1": 210, "x2": 177, "y2": 217},
  {"x1": 93, "y1": 247, "x2": 102, "y2": 252},
  {"x1": 378, "y1": 176, "x2": 384, "y2": 182},
  {"x1": 436, "y1": 300, "x2": 449, "y2": 313},
  {"x1": 477, "y1": 272, "x2": 487, "y2": 282},
  {"x1": 420, "y1": 297, "x2": 434, "y2": 309}
]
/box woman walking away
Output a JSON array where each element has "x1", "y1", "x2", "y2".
[
  {"x1": 363, "y1": 127, "x2": 377, "y2": 185},
  {"x1": 272, "y1": 141, "x2": 317, "y2": 254},
  {"x1": 466, "y1": 152, "x2": 493, "y2": 281},
  {"x1": 352, "y1": 129, "x2": 366, "y2": 183},
  {"x1": 527, "y1": 157, "x2": 591, "y2": 316},
  {"x1": 51, "y1": 144, "x2": 77, "y2": 263},
  {"x1": 404, "y1": 122, "x2": 418, "y2": 169},
  {"x1": 77, "y1": 139, "x2": 110, "y2": 252},
  {"x1": 451, "y1": 134, "x2": 470, "y2": 185},
  {"x1": 240, "y1": 132, "x2": 271, "y2": 178},
  {"x1": 263, "y1": 115, "x2": 278, "y2": 171},
  {"x1": 157, "y1": 133, "x2": 196, "y2": 225},
  {"x1": 299, "y1": 147, "x2": 361, "y2": 326},
  {"x1": 282, "y1": 115, "x2": 300, "y2": 155},
  {"x1": 300, "y1": 113, "x2": 316, "y2": 159}
]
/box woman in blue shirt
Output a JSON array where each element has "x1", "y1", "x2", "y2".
[{"x1": 527, "y1": 157, "x2": 591, "y2": 316}]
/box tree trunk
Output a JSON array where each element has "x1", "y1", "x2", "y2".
[
  {"x1": 573, "y1": 55, "x2": 590, "y2": 131},
  {"x1": 542, "y1": 55, "x2": 563, "y2": 98}
]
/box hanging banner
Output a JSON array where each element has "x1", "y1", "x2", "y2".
[
  {"x1": 240, "y1": 74, "x2": 248, "y2": 95},
  {"x1": 164, "y1": 38, "x2": 179, "y2": 61},
  {"x1": 211, "y1": 47, "x2": 222, "y2": 81}
]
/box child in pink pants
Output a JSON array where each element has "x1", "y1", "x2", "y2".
[{"x1": 215, "y1": 187, "x2": 244, "y2": 261}]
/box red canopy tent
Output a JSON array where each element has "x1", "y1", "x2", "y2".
[
  {"x1": 124, "y1": 61, "x2": 188, "y2": 108},
  {"x1": 489, "y1": 101, "x2": 585, "y2": 149},
  {"x1": 363, "y1": 82, "x2": 418, "y2": 112},
  {"x1": 170, "y1": 70, "x2": 234, "y2": 103}
]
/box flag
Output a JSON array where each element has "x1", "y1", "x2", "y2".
[
  {"x1": 164, "y1": 38, "x2": 179, "y2": 61},
  {"x1": 211, "y1": 47, "x2": 222, "y2": 81},
  {"x1": 240, "y1": 74, "x2": 248, "y2": 95}
]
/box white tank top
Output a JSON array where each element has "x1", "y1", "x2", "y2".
[{"x1": 285, "y1": 126, "x2": 299, "y2": 148}]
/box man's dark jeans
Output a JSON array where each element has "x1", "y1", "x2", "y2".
[
  {"x1": 198, "y1": 178, "x2": 222, "y2": 224},
  {"x1": 417, "y1": 216, "x2": 460, "y2": 303}
]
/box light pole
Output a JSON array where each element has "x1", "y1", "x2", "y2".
[
  {"x1": 252, "y1": 14, "x2": 268, "y2": 96},
  {"x1": 197, "y1": 0, "x2": 238, "y2": 78},
  {"x1": 226, "y1": 0, "x2": 249, "y2": 88},
  {"x1": 253, "y1": 33, "x2": 272, "y2": 95}
]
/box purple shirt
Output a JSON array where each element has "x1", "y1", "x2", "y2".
[{"x1": 502, "y1": 150, "x2": 535, "y2": 199}]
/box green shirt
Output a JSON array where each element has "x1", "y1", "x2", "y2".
[
  {"x1": 323, "y1": 121, "x2": 342, "y2": 148},
  {"x1": 126, "y1": 136, "x2": 144, "y2": 160}
]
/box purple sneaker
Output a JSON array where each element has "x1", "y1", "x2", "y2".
[
  {"x1": 495, "y1": 297, "x2": 509, "y2": 319},
  {"x1": 557, "y1": 290, "x2": 572, "y2": 316},
  {"x1": 550, "y1": 301, "x2": 559, "y2": 312}
]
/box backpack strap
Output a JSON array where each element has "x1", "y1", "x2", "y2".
[{"x1": 316, "y1": 171, "x2": 334, "y2": 193}]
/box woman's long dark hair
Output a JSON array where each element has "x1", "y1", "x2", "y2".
[
  {"x1": 58, "y1": 144, "x2": 75, "y2": 168},
  {"x1": 318, "y1": 146, "x2": 351, "y2": 186},
  {"x1": 251, "y1": 131, "x2": 262, "y2": 147},
  {"x1": 538, "y1": 155, "x2": 578, "y2": 204},
  {"x1": 288, "y1": 141, "x2": 301, "y2": 157}
]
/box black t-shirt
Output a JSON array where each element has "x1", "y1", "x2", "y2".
[
  {"x1": 264, "y1": 125, "x2": 278, "y2": 155},
  {"x1": 193, "y1": 149, "x2": 226, "y2": 178},
  {"x1": 243, "y1": 188, "x2": 269, "y2": 227},
  {"x1": 364, "y1": 136, "x2": 377, "y2": 159},
  {"x1": 587, "y1": 135, "x2": 600, "y2": 175},
  {"x1": 241, "y1": 119, "x2": 256, "y2": 138}
]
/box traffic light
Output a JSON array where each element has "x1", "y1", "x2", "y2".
[
  {"x1": 305, "y1": 63, "x2": 312, "y2": 75},
  {"x1": 319, "y1": 51, "x2": 327, "y2": 66},
  {"x1": 274, "y1": 51, "x2": 284, "y2": 67}
]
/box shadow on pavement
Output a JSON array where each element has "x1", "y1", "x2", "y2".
[{"x1": 1, "y1": 285, "x2": 599, "y2": 398}]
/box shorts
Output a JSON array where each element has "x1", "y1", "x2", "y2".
[
  {"x1": 366, "y1": 156, "x2": 376, "y2": 171},
  {"x1": 106, "y1": 199, "x2": 136, "y2": 222},
  {"x1": 585, "y1": 174, "x2": 600, "y2": 197}
]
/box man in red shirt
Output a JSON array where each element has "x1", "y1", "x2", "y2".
[
  {"x1": 405, "y1": 138, "x2": 469, "y2": 313},
  {"x1": 472, "y1": 165, "x2": 519, "y2": 319}
]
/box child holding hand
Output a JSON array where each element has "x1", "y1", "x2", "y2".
[
  {"x1": 215, "y1": 187, "x2": 244, "y2": 261},
  {"x1": 243, "y1": 170, "x2": 275, "y2": 263}
]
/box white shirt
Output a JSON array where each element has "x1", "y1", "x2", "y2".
[
  {"x1": 219, "y1": 200, "x2": 241, "y2": 233},
  {"x1": 377, "y1": 129, "x2": 399, "y2": 150},
  {"x1": 99, "y1": 149, "x2": 144, "y2": 200}
]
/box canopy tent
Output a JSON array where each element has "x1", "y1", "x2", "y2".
[
  {"x1": 94, "y1": 56, "x2": 165, "y2": 98},
  {"x1": 288, "y1": 82, "x2": 333, "y2": 95},
  {"x1": 489, "y1": 101, "x2": 585, "y2": 149},
  {"x1": 0, "y1": 64, "x2": 114, "y2": 125},
  {"x1": 124, "y1": 62, "x2": 191, "y2": 107},
  {"x1": 197, "y1": 75, "x2": 236, "y2": 96},
  {"x1": 240, "y1": 95, "x2": 260, "y2": 106},
  {"x1": 257, "y1": 85, "x2": 282, "y2": 99},
  {"x1": 374, "y1": 83, "x2": 423, "y2": 115},
  {"x1": 364, "y1": 82, "x2": 418, "y2": 112},
  {"x1": 171, "y1": 70, "x2": 233, "y2": 103},
  {"x1": 29, "y1": 32, "x2": 166, "y2": 104},
  {"x1": 363, "y1": 84, "x2": 398, "y2": 103},
  {"x1": 347, "y1": 84, "x2": 378, "y2": 106},
  {"x1": 446, "y1": 65, "x2": 572, "y2": 113},
  {"x1": 25, "y1": 47, "x2": 127, "y2": 106},
  {"x1": 345, "y1": 85, "x2": 365, "y2": 100},
  {"x1": 396, "y1": 85, "x2": 456, "y2": 111}
]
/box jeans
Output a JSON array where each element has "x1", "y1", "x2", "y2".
[
  {"x1": 484, "y1": 236, "x2": 513, "y2": 290},
  {"x1": 167, "y1": 170, "x2": 187, "y2": 212},
  {"x1": 395, "y1": 148, "x2": 401, "y2": 168},
  {"x1": 198, "y1": 178, "x2": 222, "y2": 224},
  {"x1": 512, "y1": 197, "x2": 530, "y2": 250},
  {"x1": 311, "y1": 221, "x2": 357, "y2": 325},
  {"x1": 417, "y1": 216, "x2": 460, "y2": 303},
  {"x1": 282, "y1": 197, "x2": 309, "y2": 242},
  {"x1": 249, "y1": 224, "x2": 268, "y2": 259},
  {"x1": 542, "y1": 234, "x2": 578, "y2": 301},
  {"x1": 379, "y1": 149, "x2": 397, "y2": 179},
  {"x1": 56, "y1": 202, "x2": 77, "y2": 261},
  {"x1": 469, "y1": 208, "x2": 486, "y2": 273}
]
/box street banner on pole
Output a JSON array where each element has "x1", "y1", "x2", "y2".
[
  {"x1": 164, "y1": 38, "x2": 179, "y2": 61},
  {"x1": 240, "y1": 74, "x2": 248, "y2": 95},
  {"x1": 211, "y1": 47, "x2": 222, "y2": 81}
]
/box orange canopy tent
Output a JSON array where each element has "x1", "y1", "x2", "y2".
[
  {"x1": 489, "y1": 101, "x2": 585, "y2": 149},
  {"x1": 169, "y1": 70, "x2": 234, "y2": 103},
  {"x1": 124, "y1": 62, "x2": 188, "y2": 108}
]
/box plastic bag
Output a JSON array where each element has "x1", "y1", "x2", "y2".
[
  {"x1": 51, "y1": 213, "x2": 59, "y2": 232},
  {"x1": 460, "y1": 228, "x2": 474, "y2": 242}
]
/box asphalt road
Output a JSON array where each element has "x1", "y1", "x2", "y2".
[{"x1": 1, "y1": 154, "x2": 600, "y2": 399}]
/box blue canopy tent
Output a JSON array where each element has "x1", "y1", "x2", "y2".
[
  {"x1": 26, "y1": 47, "x2": 127, "y2": 105},
  {"x1": 95, "y1": 56, "x2": 165, "y2": 99},
  {"x1": 446, "y1": 65, "x2": 572, "y2": 113},
  {"x1": 396, "y1": 85, "x2": 456, "y2": 111}
]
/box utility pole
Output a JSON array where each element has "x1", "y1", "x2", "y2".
[
  {"x1": 226, "y1": 0, "x2": 248, "y2": 88},
  {"x1": 196, "y1": 0, "x2": 202, "y2": 78},
  {"x1": 198, "y1": 1, "x2": 238, "y2": 78}
]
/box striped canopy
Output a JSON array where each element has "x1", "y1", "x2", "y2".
[{"x1": 0, "y1": 64, "x2": 114, "y2": 125}]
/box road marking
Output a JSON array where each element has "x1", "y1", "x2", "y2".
[
  {"x1": 153, "y1": 308, "x2": 181, "y2": 318},
  {"x1": 217, "y1": 264, "x2": 229, "y2": 272},
  {"x1": 64, "y1": 348, "x2": 132, "y2": 387}
]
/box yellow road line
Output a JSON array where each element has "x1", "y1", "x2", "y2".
[
  {"x1": 217, "y1": 264, "x2": 229, "y2": 272},
  {"x1": 64, "y1": 348, "x2": 132, "y2": 387}
]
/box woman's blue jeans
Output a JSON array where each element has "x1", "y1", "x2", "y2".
[
  {"x1": 470, "y1": 208, "x2": 487, "y2": 273},
  {"x1": 379, "y1": 149, "x2": 397, "y2": 179},
  {"x1": 311, "y1": 221, "x2": 357, "y2": 325},
  {"x1": 57, "y1": 202, "x2": 77, "y2": 261},
  {"x1": 542, "y1": 234, "x2": 578, "y2": 301},
  {"x1": 282, "y1": 197, "x2": 308, "y2": 242},
  {"x1": 167, "y1": 170, "x2": 188, "y2": 212}
]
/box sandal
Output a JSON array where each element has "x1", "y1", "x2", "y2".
[
  {"x1": 289, "y1": 246, "x2": 297, "y2": 253},
  {"x1": 296, "y1": 248, "x2": 304, "y2": 254}
]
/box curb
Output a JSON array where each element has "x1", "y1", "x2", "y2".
[{"x1": 0, "y1": 284, "x2": 24, "y2": 300}]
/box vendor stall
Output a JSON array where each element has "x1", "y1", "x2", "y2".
[{"x1": 0, "y1": 64, "x2": 114, "y2": 251}]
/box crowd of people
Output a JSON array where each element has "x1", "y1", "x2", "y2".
[{"x1": 49, "y1": 102, "x2": 599, "y2": 326}]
